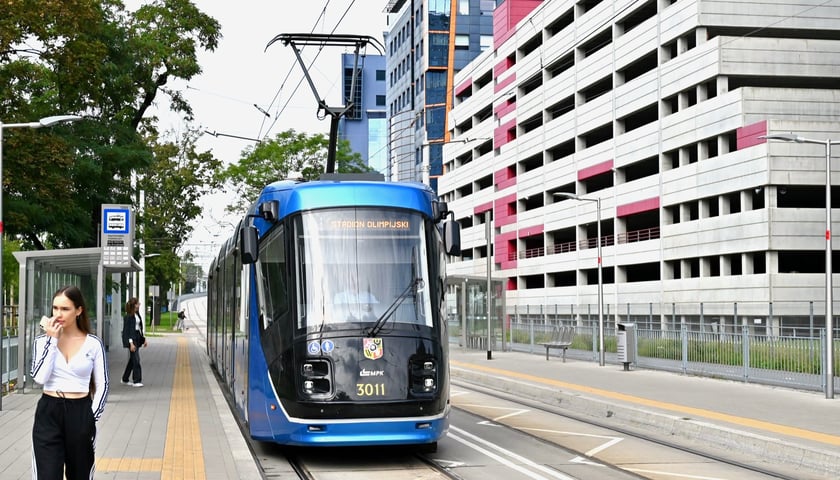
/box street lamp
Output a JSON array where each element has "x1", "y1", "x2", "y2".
[
  {"x1": 555, "y1": 192, "x2": 605, "y2": 366},
  {"x1": 762, "y1": 132, "x2": 839, "y2": 399},
  {"x1": 0, "y1": 114, "x2": 81, "y2": 409}
]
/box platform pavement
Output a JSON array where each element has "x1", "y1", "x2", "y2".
[
  {"x1": 449, "y1": 347, "x2": 840, "y2": 478},
  {"x1": 0, "y1": 329, "x2": 262, "y2": 480}
]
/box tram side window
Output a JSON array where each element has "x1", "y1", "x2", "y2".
[{"x1": 257, "y1": 226, "x2": 289, "y2": 328}]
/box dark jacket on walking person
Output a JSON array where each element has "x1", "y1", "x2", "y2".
[
  {"x1": 121, "y1": 297, "x2": 147, "y2": 387},
  {"x1": 30, "y1": 285, "x2": 109, "y2": 480}
]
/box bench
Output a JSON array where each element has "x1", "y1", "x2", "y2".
[
  {"x1": 466, "y1": 333, "x2": 496, "y2": 350},
  {"x1": 541, "y1": 325, "x2": 575, "y2": 361}
]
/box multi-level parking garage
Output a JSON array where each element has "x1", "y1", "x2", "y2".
[{"x1": 439, "y1": 0, "x2": 840, "y2": 333}]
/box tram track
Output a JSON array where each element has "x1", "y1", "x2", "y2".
[
  {"x1": 278, "y1": 447, "x2": 460, "y2": 480},
  {"x1": 452, "y1": 379, "x2": 806, "y2": 480}
]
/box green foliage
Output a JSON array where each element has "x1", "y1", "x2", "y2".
[
  {"x1": 637, "y1": 335, "x2": 835, "y2": 374},
  {"x1": 140, "y1": 126, "x2": 220, "y2": 293},
  {"x1": 215, "y1": 129, "x2": 371, "y2": 215},
  {"x1": 0, "y1": 0, "x2": 221, "y2": 252},
  {"x1": 2, "y1": 239, "x2": 21, "y2": 301}
]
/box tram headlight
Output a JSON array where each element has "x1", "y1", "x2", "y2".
[
  {"x1": 300, "y1": 359, "x2": 333, "y2": 398},
  {"x1": 409, "y1": 356, "x2": 438, "y2": 396}
]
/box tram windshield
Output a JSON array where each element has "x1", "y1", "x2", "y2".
[{"x1": 294, "y1": 208, "x2": 433, "y2": 332}]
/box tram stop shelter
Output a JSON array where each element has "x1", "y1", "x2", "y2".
[
  {"x1": 9, "y1": 247, "x2": 141, "y2": 393},
  {"x1": 446, "y1": 275, "x2": 507, "y2": 352}
]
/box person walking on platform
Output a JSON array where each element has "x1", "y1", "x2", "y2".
[
  {"x1": 121, "y1": 297, "x2": 147, "y2": 387},
  {"x1": 175, "y1": 309, "x2": 186, "y2": 331},
  {"x1": 30, "y1": 285, "x2": 109, "y2": 480}
]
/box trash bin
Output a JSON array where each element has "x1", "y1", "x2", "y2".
[{"x1": 617, "y1": 322, "x2": 636, "y2": 371}]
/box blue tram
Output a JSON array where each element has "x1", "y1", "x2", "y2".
[{"x1": 206, "y1": 173, "x2": 460, "y2": 450}]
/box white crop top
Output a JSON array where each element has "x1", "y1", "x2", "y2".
[{"x1": 31, "y1": 334, "x2": 109, "y2": 421}]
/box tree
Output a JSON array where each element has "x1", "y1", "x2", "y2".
[
  {"x1": 0, "y1": 0, "x2": 222, "y2": 249},
  {"x1": 215, "y1": 129, "x2": 370, "y2": 215},
  {"x1": 140, "y1": 126, "x2": 221, "y2": 297}
]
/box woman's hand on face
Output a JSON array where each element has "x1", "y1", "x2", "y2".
[{"x1": 45, "y1": 317, "x2": 62, "y2": 339}]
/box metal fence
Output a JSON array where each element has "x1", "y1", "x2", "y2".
[
  {"x1": 448, "y1": 301, "x2": 839, "y2": 394},
  {"x1": 1, "y1": 331, "x2": 19, "y2": 394}
]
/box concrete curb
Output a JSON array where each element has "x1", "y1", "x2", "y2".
[{"x1": 451, "y1": 366, "x2": 840, "y2": 477}]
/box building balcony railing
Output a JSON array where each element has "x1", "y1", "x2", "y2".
[{"x1": 513, "y1": 226, "x2": 661, "y2": 261}]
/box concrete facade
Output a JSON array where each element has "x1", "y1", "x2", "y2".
[{"x1": 439, "y1": 0, "x2": 840, "y2": 328}]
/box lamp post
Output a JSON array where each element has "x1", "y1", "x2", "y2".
[
  {"x1": 0, "y1": 115, "x2": 80, "y2": 408},
  {"x1": 763, "y1": 133, "x2": 838, "y2": 399},
  {"x1": 139, "y1": 252, "x2": 160, "y2": 328},
  {"x1": 555, "y1": 192, "x2": 605, "y2": 366}
]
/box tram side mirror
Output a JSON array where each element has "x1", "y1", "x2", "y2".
[
  {"x1": 433, "y1": 201, "x2": 448, "y2": 222},
  {"x1": 259, "y1": 200, "x2": 279, "y2": 223},
  {"x1": 443, "y1": 219, "x2": 461, "y2": 256},
  {"x1": 240, "y1": 226, "x2": 259, "y2": 264}
]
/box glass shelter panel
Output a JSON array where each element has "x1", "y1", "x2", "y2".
[{"x1": 446, "y1": 276, "x2": 505, "y2": 351}]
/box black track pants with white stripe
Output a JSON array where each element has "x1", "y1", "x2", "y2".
[{"x1": 32, "y1": 394, "x2": 96, "y2": 480}]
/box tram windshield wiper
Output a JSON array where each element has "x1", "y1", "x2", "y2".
[{"x1": 366, "y1": 278, "x2": 423, "y2": 337}]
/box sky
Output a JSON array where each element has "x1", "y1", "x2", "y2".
[{"x1": 144, "y1": 1, "x2": 390, "y2": 267}]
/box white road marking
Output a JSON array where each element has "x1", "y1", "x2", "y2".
[
  {"x1": 569, "y1": 456, "x2": 602, "y2": 466},
  {"x1": 456, "y1": 402, "x2": 530, "y2": 422},
  {"x1": 450, "y1": 425, "x2": 578, "y2": 480},
  {"x1": 521, "y1": 427, "x2": 623, "y2": 457}
]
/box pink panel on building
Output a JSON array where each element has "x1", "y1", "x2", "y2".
[
  {"x1": 494, "y1": 98, "x2": 516, "y2": 118},
  {"x1": 497, "y1": 177, "x2": 516, "y2": 190},
  {"x1": 494, "y1": 118, "x2": 517, "y2": 148},
  {"x1": 495, "y1": 231, "x2": 517, "y2": 269},
  {"x1": 494, "y1": 58, "x2": 511, "y2": 78},
  {"x1": 493, "y1": 0, "x2": 543, "y2": 49},
  {"x1": 617, "y1": 197, "x2": 660, "y2": 217},
  {"x1": 518, "y1": 224, "x2": 544, "y2": 238},
  {"x1": 494, "y1": 165, "x2": 516, "y2": 190},
  {"x1": 577, "y1": 159, "x2": 614, "y2": 181},
  {"x1": 455, "y1": 78, "x2": 472, "y2": 96},
  {"x1": 494, "y1": 194, "x2": 517, "y2": 228},
  {"x1": 474, "y1": 201, "x2": 493, "y2": 215},
  {"x1": 737, "y1": 120, "x2": 768, "y2": 150},
  {"x1": 494, "y1": 73, "x2": 516, "y2": 94},
  {"x1": 506, "y1": 278, "x2": 517, "y2": 291}
]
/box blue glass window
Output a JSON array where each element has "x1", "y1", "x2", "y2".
[
  {"x1": 428, "y1": 33, "x2": 449, "y2": 67},
  {"x1": 428, "y1": 0, "x2": 451, "y2": 30},
  {"x1": 425, "y1": 71, "x2": 447, "y2": 105},
  {"x1": 425, "y1": 108, "x2": 445, "y2": 140}
]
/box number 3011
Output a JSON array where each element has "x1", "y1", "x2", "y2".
[{"x1": 356, "y1": 383, "x2": 385, "y2": 396}]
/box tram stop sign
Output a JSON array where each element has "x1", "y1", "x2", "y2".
[{"x1": 101, "y1": 204, "x2": 134, "y2": 268}]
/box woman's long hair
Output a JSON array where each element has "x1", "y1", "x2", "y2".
[{"x1": 126, "y1": 297, "x2": 139, "y2": 316}]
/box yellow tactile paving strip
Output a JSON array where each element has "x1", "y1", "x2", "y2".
[{"x1": 97, "y1": 338, "x2": 206, "y2": 478}]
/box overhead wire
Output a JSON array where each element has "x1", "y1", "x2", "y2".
[{"x1": 258, "y1": 0, "x2": 361, "y2": 140}]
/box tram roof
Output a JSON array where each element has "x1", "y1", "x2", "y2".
[{"x1": 259, "y1": 179, "x2": 436, "y2": 218}]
